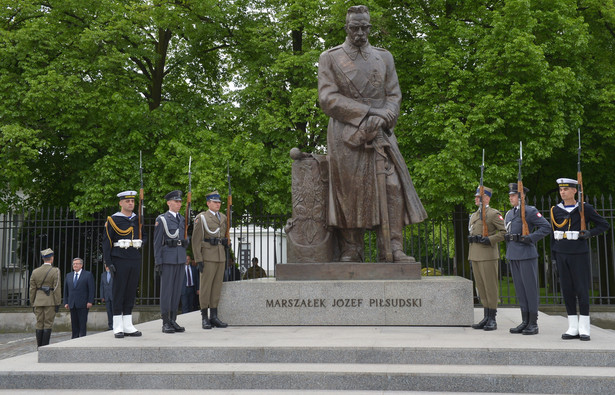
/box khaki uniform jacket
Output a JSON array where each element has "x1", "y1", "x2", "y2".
[
  {"x1": 468, "y1": 206, "x2": 506, "y2": 261},
  {"x1": 29, "y1": 264, "x2": 61, "y2": 307},
  {"x1": 192, "y1": 210, "x2": 227, "y2": 263}
]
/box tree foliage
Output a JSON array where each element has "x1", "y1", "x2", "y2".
[{"x1": 1, "y1": 0, "x2": 614, "y2": 219}]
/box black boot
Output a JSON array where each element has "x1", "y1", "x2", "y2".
[
  {"x1": 201, "y1": 308, "x2": 212, "y2": 330},
  {"x1": 42, "y1": 329, "x2": 52, "y2": 346},
  {"x1": 210, "y1": 308, "x2": 228, "y2": 328},
  {"x1": 161, "y1": 313, "x2": 175, "y2": 334},
  {"x1": 522, "y1": 312, "x2": 539, "y2": 335},
  {"x1": 472, "y1": 308, "x2": 489, "y2": 329},
  {"x1": 510, "y1": 311, "x2": 529, "y2": 334},
  {"x1": 483, "y1": 309, "x2": 497, "y2": 331},
  {"x1": 35, "y1": 329, "x2": 43, "y2": 348},
  {"x1": 170, "y1": 311, "x2": 185, "y2": 332}
]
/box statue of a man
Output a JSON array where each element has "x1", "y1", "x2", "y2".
[{"x1": 318, "y1": 5, "x2": 427, "y2": 262}]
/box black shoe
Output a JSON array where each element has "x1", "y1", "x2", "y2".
[
  {"x1": 124, "y1": 330, "x2": 142, "y2": 337},
  {"x1": 210, "y1": 308, "x2": 228, "y2": 328},
  {"x1": 483, "y1": 309, "x2": 497, "y2": 331},
  {"x1": 522, "y1": 313, "x2": 539, "y2": 335},
  {"x1": 170, "y1": 312, "x2": 185, "y2": 332},
  {"x1": 510, "y1": 311, "x2": 529, "y2": 334},
  {"x1": 162, "y1": 313, "x2": 175, "y2": 333},
  {"x1": 201, "y1": 309, "x2": 212, "y2": 330},
  {"x1": 114, "y1": 332, "x2": 125, "y2": 339},
  {"x1": 580, "y1": 334, "x2": 591, "y2": 341},
  {"x1": 472, "y1": 308, "x2": 489, "y2": 329},
  {"x1": 562, "y1": 333, "x2": 580, "y2": 340}
]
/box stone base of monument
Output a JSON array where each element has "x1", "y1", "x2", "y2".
[
  {"x1": 276, "y1": 262, "x2": 421, "y2": 280},
  {"x1": 218, "y1": 276, "x2": 473, "y2": 326}
]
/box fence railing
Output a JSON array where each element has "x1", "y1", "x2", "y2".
[{"x1": 1, "y1": 195, "x2": 613, "y2": 308}]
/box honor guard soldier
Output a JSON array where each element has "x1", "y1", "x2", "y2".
[
  {"x1": 29, "y1": 248, "x2": 61, "y2": 348},
  {"x1": 102, "y1": 190, "x2": 145, "y2": 338},
  {"x1": 550, "y1": 178, "x2": 609, "y2": 341},
  {"x1": 504, "y1": 184, "x2": 550, "y2": 335},
  {"x1": 154, "y1": 190, "x2": 188, "y2": 334},
  {"x1": 192, "y1": 190, "x2": 229, "y2": 329},
  {"x1": 468, "y1": 186, "x2": 506, "y2": 330}
]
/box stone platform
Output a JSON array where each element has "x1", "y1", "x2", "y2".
[
  {"x1": 2, "y1": 309, "x2": 615, "y2": 393},
  {"x1": 218, "y1": 276, "x2": 473, "y2": 326}
]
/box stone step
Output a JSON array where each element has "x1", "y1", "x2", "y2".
[
  {"x1": 38, "y1": 343, "x2": 615, "y2": 367},
  {"x1": 37, "y1": 309, "x2": 615, "y2": 368},
  {"x1": 2, "y1": 354, "x2": 615, "y2": 393},
  {"x1": 3, "y1": 308, "x2": 615, "y2": 393}
]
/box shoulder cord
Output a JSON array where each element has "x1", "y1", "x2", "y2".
[
  {"x1": 200, "y1": 214, "x2": 220, "y2": 236},
  {"x1": 550, "y1": 206, "x2": 570, "y2": 231},
  {"x1": 157, "y1": 215, "x2": 179, "y2": 239}
]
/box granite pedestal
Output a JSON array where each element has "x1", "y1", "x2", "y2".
[{"x1": 218, "y1": 276, "x2": 473, "y2": 326}]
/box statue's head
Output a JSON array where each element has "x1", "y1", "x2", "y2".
[{"x1": 345, "y1": 5, "x2": 371, "y2": 47}]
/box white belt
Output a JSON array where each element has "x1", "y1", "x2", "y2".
[{"x1": 113, "y1": 239, "x2": 143, "y2": 249}]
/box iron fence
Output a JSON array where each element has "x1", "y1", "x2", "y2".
[{"x1": 1, "y1": 195, "x2": 613, "y2": 308}]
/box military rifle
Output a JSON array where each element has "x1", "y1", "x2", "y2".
[
  {"x1": 225, "y1": 162, "x2": 233, "y2": 263},
  {"x1": 479, "y1": 149, "x2": 488, "y2": 237},
  {"x1": 138, "y1": 151, "x2": 144, "y2": 239},
  {"x1": 578, "y1": 129, "x2": 586, "y2": 231},
  {"x1": 184, "y1": 156, "x2": 192, "y2": 240},
  {"x1": 518, "y1": 142, "x2": 529, "y2": 236}
]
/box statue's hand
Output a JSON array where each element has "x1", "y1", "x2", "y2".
[
  {"x1": 368, "y1": 108, "x2": 395, "y2": 127},
  {"x1": 363, "y1": 116, "x2": 385, "y2": 142}
]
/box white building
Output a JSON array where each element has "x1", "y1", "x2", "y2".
[{"x1": 229, "y1": 225, "x2": 287, "y2": 277}]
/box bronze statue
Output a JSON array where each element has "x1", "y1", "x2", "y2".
[{"x1": 317, "y1": 5, "x2": 427, "y2": 262}]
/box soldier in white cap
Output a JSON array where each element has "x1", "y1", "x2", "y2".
[
  {"x1": 102, "y1": 190, "x2": 145, "y2": 338},
  {"x1": 29, "y1": 248, "x2": 61, "y2": 347},
  {"x1": 551, "y1": 178, "x2": 609, "y2": 341},
  {"x1": 504, "y1": 183, "x2": 550, "y2": 335},
  {"x1": 154, "y1": 190, "x2": 188, "y2": 334},
  {"x1": 192, "y1": 190, "x2": 229, "y2": 329}
]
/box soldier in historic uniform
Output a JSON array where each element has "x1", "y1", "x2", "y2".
[
  {"x1": 154, "y1": 190, "x2": 188, "y2": 334},
  {"x1": 102, "y1": 190, "x2": 145, "y2": 338},
  {"x1": 318, "y1": 5, "x2": 427, "y2": 262},
  {"x1": 192, "y1": 190, "x2": 229, "y2": 329},
  {"x1": 468, "y1": 187, "x2": 506, "y2": 330},
  {"x1": 551, "y1": 178, "x2": 609, "y2": 341},
  {"x1": 504, "y1": 184, "x2": 551, "y2": 335},
  {"x1": 29, "y1": 248, "x2": 61, "y2": 348}
]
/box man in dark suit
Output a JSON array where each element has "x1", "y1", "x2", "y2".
[
  {"x1": 224, "y1": 257, "x2": 241, "y2": 282},
  {"x1": 64, "y1": 257, "x2": 95, "y2": 338},
  {"x1": 504, "y1": 183, "x2": 551, "y2": 335},
  {"x1": 100, "y1": 265, "x2": 114, "y2": 330},
  {"x1": 181, "y1": 255, "x2": 200, "y2": 313}
]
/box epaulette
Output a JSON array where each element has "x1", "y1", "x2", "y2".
[{"x1": 325, "y1": 45, "x2": 344, "y2": 54}]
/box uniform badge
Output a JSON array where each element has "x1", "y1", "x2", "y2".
[
  {"x1": 498, "y1": 215, "x2": 504, "y2": 221},
  {"x1": 536, "y1": 213, "x2": 542, "y2": 217}
]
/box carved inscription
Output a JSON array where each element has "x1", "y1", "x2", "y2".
[{"x1": 266, "y1": 298, "x2": 422, "y2": 308}]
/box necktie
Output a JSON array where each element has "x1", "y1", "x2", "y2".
[
  {"x1": 186, "y1": 266, "x2": 192, "y2": 287},
  {"x1": 73, "y1": 273, "x2": 78, "y2": 286},
  {"x1": 107, "y1": 272, "x2": 111, "y2": 283}
]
